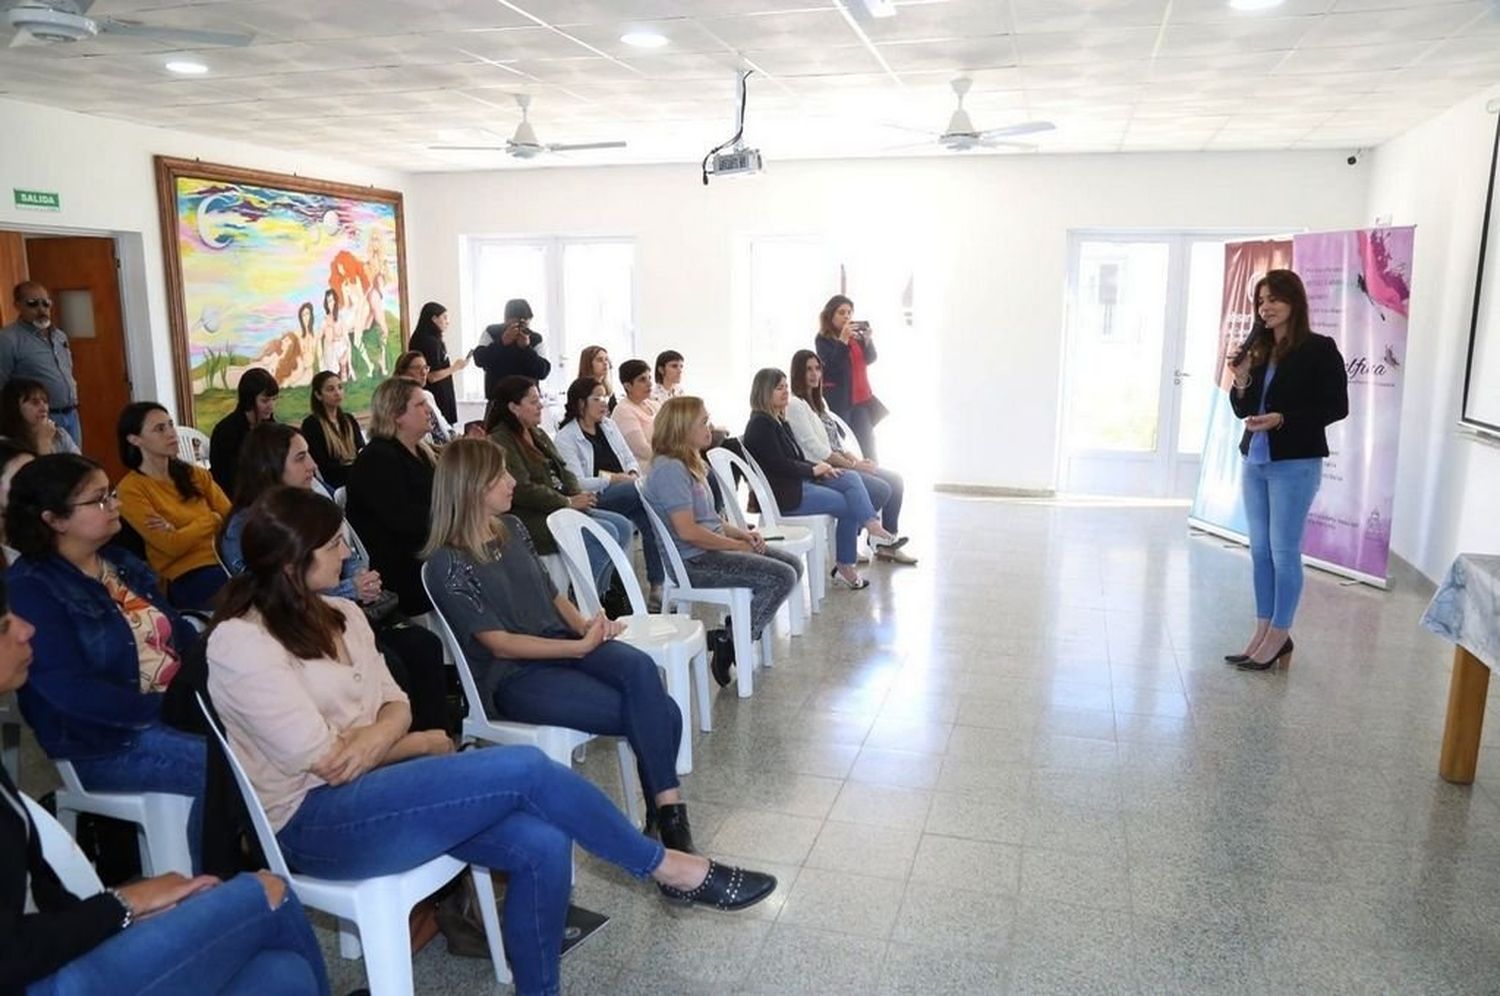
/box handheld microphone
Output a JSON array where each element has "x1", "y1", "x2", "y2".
[{"x1": 1230, "y1": 318, "x2": 1269, "y2": 368}]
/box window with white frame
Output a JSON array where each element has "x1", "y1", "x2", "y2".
[
  {"x1": 748, "y1": 237, "x2": 839, "y2": 370},
  {"x1": 458, "y1": 236, "x2": 636, "y2": 402}
]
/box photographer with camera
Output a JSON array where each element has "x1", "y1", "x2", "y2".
[
  {"x1": 475, "y1": 298, "x2": 551, "y2": 403},
  {"x1": 814, "y1": 295, "x2": 887, "y2": 460}
]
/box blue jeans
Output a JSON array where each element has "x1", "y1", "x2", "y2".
[
  {"x1": 581, "y1": 507, "x2": 635, "y2": 592},
  {"x1": 1241, "y1": 457, "x2": 1322, "y2": 629},
  {"x1": 276, "y1": 746, "x2": 665, "y2": 996},
  {"x1": 167, "y1": 564, "x2": 230, "y2": 613},
  {"x1": 27, "y1": 872, "x2": 328, "y2": 995},
  {"x1": 791, "y1": 473, "x2": 878, "y2": 566},
  {"x1": 855, "y1": 469, "x2": 902, "y2": 532},
  {"x1": 52, "y1": 409, "x2": 82, "y2": 450},
  {"x1": 70, "y1": 723, "x2": 205, "y2": 873},
  {"x1": 490, "y1": 640, "x2": 681, "y2": 803},
  {"x1": 596, "y1": 480, "x2": 664, "y2": 584}
]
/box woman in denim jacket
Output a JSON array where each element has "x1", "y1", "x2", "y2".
[{"x1": 5, "y1": 453, "x2": 205, "y2": 869}]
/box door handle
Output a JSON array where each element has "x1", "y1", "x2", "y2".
[{"x1": 1172, "y1": 369, "x2": 1191, "y2": 385}]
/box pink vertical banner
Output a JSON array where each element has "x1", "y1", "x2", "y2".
[{"x1": 1290, "y1": 226, "x2": 1414, "y2": 584}]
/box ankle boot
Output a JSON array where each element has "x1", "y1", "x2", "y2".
[{"x1": 656, "y1": 803, "x2": 697, "y2": 853}]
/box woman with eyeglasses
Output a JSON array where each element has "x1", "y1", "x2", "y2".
[
  {"x1": 553, "y1": 376, "x2": 664, "y2": 606},
  {"x1": 394, "y1": 350, "x2": 457, "y2": 444},
  {"x1": 4, "y1": 454, "x2": 207, "y2": 869},
  {"x1": 117, "y1": 402, "x2": 233, "y2": 612}
]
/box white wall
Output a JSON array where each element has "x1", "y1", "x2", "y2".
[
  {"x1": 1366, "y1": 89, "x2": 1500, "y2": 583},
  {"x1": 0, "y1": 98, "x2": 402, "y2": 415},
  {"x1": 406, "y1": 152, "x2": 1367, "y2": 490}
]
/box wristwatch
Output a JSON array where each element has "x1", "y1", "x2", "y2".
[{"x1": 107, "y1": 888, "x2": 135, "y2": 929}]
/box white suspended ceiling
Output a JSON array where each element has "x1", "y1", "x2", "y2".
[{"x1": 0, "y1": 0, "x2": 1496, "y2": 170}]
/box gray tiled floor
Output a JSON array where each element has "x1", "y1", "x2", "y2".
[{"x1": 17, "y1": 494, "x2": 1500, "y2": 993}]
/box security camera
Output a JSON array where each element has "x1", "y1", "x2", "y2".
[{"x1": 1346, "y1": 153, "x2": 1358, "y2": 166}]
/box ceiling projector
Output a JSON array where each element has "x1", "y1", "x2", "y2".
[{"x1": 710, "y1": 147, "x2": 763, "y2": 178}]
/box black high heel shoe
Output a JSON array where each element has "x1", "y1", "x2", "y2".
[
  {"x1": 1223, "y1": 653, "x2": 1251, "y2": 665},
  {"x1": 1236, "y1": 637, "x2": 1293, "y2": 671}
]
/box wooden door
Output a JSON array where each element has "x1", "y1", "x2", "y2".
[
  {"x1": 0, "y1": 231, "x2": 26, "y2": 326},
  {"x1": 25, "y1": 237, "x2": 131, "y2": 481}
]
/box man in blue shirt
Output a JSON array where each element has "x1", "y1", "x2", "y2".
[{"x1": 0, "y1": 282, "x2": 81, "y2": 447}]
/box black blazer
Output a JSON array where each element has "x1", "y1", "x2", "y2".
[
  {"x1": 742, "y1": 412, "x2": 816, "y2": 514},
  {"x1": 814, "y1": 334, "x2": 878, "y2": 418},
  {"x1": 345, "y1": 437, "x2": 435, "y2": 615},
  {"x1": 474, "y1": 327, "x2": 551, "y2": 400},
  {"x1": 299, "y1": 412, "x2": 367, "y2": 492},
  {"x1": 1, "y1": 765, "x2": 125, "y2": 992},
  {"x1": 1229, "y1": 333, "x2": 1348, "y2": 460},
  {"x1": 208, "y1": 410, "x2": 256, "y2": 496}
]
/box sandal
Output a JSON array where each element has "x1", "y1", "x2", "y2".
[{"x1": 830, "y1": 567, "x2": 869, "y2": 590}]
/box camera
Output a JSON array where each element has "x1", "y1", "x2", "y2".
[{"x1": 1346, "y1": 154, "x2": 1358, "y2": 166}]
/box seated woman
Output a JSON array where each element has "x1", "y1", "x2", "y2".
[
  {"x1": 207, "y1": 487, "x2": 774, "y2": 996},
  {"x1": 788, "y1": 349, "x2": 916, "y2": 565},
  {"x1": 486, "y1": 375, "x2": 635, "y2": 597},
  {"x1": 0, "y1": 377, "x2": 79, "y2": 456},
  {"x1": 0, "y1": 439, "x2": 32, "y2": 565},
  {"x1": 221, "y1": 423, "x2": 451, "y2": 734},
  {"x1": 426, "y1": 437, "x2": 707, "y2": 844},
  {"x1": 644, "y1": 398, "x2": 801, "y2": 685},
  {"x1": 0, "y1": 575, "x2": 330, "y2": 996},
  {"x1": 650, "y1": 350, "x2": 685, "y2": 405},
  {"x1": 116, "y1": 402, "x2": 232, "y2": 612},
  {"x1": 394, "y1": 350, "x2": 457, "y2": 445},
  {"x1": 611, "y1": 359, "x2": 659, "y2": 469},
  {"x1": 554, "y1": 376, "x2": 665, "y2": 605},
  {"x1": 299, "y1": 371, "x2": 366, "y2": 491},
  {"x1": 344, "y1": 378, "x2": 437, "y2": 616},
  {"x1": 577, "y1": 345, "x2": 617, "y2": 413},
  {"x1": 742, "y1": 368, "x2": 896, "y2": 590},
  {"x1": 5, "y1": 454, "x2": 207, "y2": 867},
  {"x1": 209, "y1": 368, "x2": 278, "y2": 498}
]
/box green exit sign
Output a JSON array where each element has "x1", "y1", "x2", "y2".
[{"x1": 14, "y1": 189, "x2": 61, "y2": 211}]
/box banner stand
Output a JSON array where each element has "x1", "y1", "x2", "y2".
[{"x1": 1187, "y1": 516, "x2": 1390, "y2": 589}]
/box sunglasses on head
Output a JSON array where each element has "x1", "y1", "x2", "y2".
[{"x1": 23, "y1": 298, "x2": 51, "y2": 308}]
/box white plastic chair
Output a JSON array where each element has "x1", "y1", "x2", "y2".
[
  {"x1": 547, "y1": 508, "x2": 710, "y2": 773},
  {"x1": 21, "y1": 792, "x2": 105, "y2": 900},
  {"x1": 197, "y1": 694, "x2": 510, "y2": 994},
  {"x1": 706, "y1": 448, "x2": 821, "y2": 624},
  {"x1": 738, "y1": 445, "x2": 834, "y2": 600},
  {"x1": 176, "y1": 426, "x2": 211, "y2": 467},
  {"x1": 419, "y1": 564, "x2": 644, "y2": 828},
  {"x1": 634, "y1": 479, "x2": 767, "y2": 698},
  {"x1": 52, "y1": 760, "x2": 195, "y2": 877}
]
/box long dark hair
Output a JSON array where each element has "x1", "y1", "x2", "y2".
[
  {"x1": 818, "y1": 295, "x2": 853, "y2": 338},
  {"x1": 212, "y1": 487, "x2": 347, "y2": 661},
  {"x1": 117, "y1": 402, "x2": 201, "y2": 502},
  {"x1": 789, "y1": 349, "x2": 827, "y2": 415},
  {"x1": 413, "y1": 302, "x2": 446, "y2": 341},
  {"x1": 6, "y1": 453, "x2": 110, "y2": 558},
  {"x1": 309, "y1": 371, "x2": 357, "y2": 465},
  {"x1": 560, "y1": 376, "x2": 601, "y2": 428},
  {"x1": 485, "y1": 375, "x2": 539, "y2": 450},
  {"x1": 1241, "y1": 269, "x2": 1313, "y2": 367},
  {"x1": 232, "y1": 423, "x2": 302, "y2": 511},
  {"x1": 234, "y1": 368, "x2": 280, "y2": 416},
  {"x1": 0, "y1": 377, "x2": 49, "y2": 452}
]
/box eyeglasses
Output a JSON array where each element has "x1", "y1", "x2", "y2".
[
  {"x1": 22, "y1": 298, "x2": 51, "y2": 308},
  {"x1": 71, "y1": 489, "x2": 120, "y2": 511}
]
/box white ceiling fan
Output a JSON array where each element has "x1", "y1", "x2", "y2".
[
  {"x1": 4, "y1": 0, "x2": 253, "y2": 48},
  {"x1": 890, "y1": 77, "x2": 1055, "y2": 152},
  {"x1": 429, "y1": 93, "x2": 627, "y2": 160}
]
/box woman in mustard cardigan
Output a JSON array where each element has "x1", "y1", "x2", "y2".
[{"x1": 116, "y1": 402, "x2": 232, "y2": 611}]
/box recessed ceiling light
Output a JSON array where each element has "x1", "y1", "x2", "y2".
[
  {"x1": 620, "y1": 30, "x2": 668, "y2": 49},
  {"x1": 165, "y1": 61, "x2": 208, "y2": 75},
  {"x1": 1228, "y1": 0, "x2": 1285, "y2": 10}
]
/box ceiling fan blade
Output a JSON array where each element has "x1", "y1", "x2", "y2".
[
  {"x1": 8, "y1": 29, "x2": 36, "y2": 48},
  {"x1": 879, "y1": 121, "x2": 938, "y2": 137},
  {"x1": 97, "y1": 18, "x2": 254, "y2": 47},
  {"x1": 427, "y1": 145, "x2": 509, "y2": 151},
  {"x1": 976, "y1": 139, "x2": 1039, "y2": 151},
  {"x1": 546, "y1": 141, "x2": 627, "y2": 152},
  {"x1": 977, "y1": 120, "x2": 1055, "y2": 140}
]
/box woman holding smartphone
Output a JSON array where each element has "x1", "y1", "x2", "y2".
[
  {"x1": 1224, "y1": 269, "x2": 1348, "y2": 672},
  {"x1": 814, "y1": 295, "x2": 884, "y2": 459}
]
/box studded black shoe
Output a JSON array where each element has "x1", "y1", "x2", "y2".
[{"x1": 658, "y1": 860, "x2": 776, "y2": 912}]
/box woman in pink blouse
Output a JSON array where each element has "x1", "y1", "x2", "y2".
[{"x1": 610, "y1": 359, "x2": 659, "y2": 468}]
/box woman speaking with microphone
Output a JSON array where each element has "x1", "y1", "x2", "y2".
[{"x1": 1225, "y1": 269, "x2": 1348, "y2": 671}]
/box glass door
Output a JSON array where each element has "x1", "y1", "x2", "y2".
[{"x1": 1061, "y1": 232, "x2": 1263, "y2": 499}]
